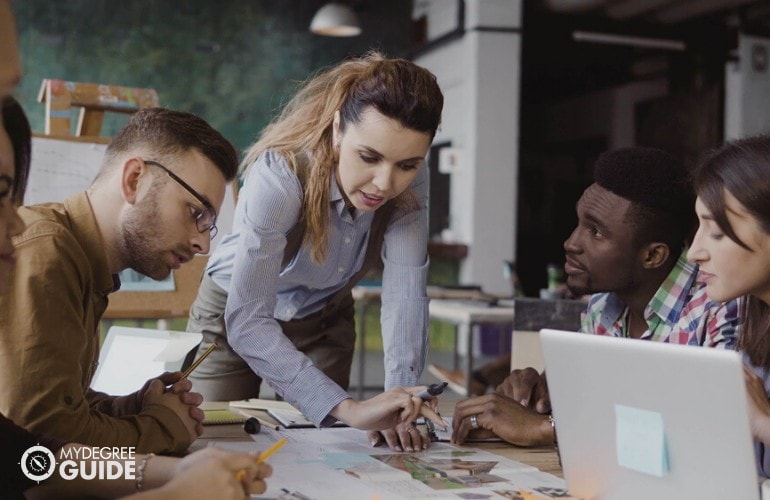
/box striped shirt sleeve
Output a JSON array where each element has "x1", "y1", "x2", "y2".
[{"x1": 225, "y1": 152, "x2": 350, "y2": 426}]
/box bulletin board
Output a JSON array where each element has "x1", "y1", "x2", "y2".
[{"x1": 103, "y1": 256, "x2": 209, "y2": 320}]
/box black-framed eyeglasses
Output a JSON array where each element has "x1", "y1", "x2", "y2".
[{"x1": 143, "y1": 159, "x2": 218, "y2": 239}]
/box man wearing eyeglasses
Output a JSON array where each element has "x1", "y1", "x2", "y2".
[{"x1": 0, "y1": 107, "x2": 238, "y2": 454}]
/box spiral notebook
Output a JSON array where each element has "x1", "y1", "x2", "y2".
[{"x1": 203, "y1": 409, "x2": 248, "y2": 425}]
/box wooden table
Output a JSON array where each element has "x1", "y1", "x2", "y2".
[
  {"x1": 195, "y1": 424, "x2": 561, "y2": 477},
  {"x1": 194, "y1": 400, "x2": 562, "y2": 479}
]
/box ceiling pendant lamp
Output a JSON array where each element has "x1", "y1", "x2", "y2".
[{"x1": 309, "y1": 2, "x2": 361, "y2": 37}]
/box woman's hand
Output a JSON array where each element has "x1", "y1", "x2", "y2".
[
  {"x1": 332, "y1": 386, "x2": 447, "y2": 451},
  {"x1": 159, "y1": 447, "x2": 272, "y2": 500}
]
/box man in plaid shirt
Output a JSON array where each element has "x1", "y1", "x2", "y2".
[
  {"x1": 450, "y1": 147, "x2": 740, "y2": 447},
  {"x1": 572, "y1": 147, "x2": 738, "y2": 348}
]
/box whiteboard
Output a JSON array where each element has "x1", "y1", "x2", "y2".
[
  {"x1": 25, "y1": 135, "x2": 235, "y2": 249},
  {"x1": 26, "y1": 136, "x2": 107, "y2": 205}
]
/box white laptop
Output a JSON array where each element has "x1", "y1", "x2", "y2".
[
  {"x1": 540, "y1": 328, "x2": 760, "y2": 500},
  {"x1": 91, "y1": 326, "x2": 202, "y2": 395}
]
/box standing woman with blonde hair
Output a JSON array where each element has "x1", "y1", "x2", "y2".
[
  {"x1": 187, "y1": 52, "x2": 445, "y2": 451},
  {"x1": 687, "y1": 135, "x2": 770, "y2": 475}
]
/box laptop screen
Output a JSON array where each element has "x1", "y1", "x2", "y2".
[
  {"x1": 540, "y1": 328, "x2": 760, "y2": 500},
  {"x1": 91, "y1": 326, "x2": 202, "y2": 395}
]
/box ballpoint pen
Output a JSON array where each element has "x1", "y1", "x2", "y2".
[
  {"x1": 416, "y1": 382, "x2": 448, "y2": 441},
  {"x1": 280, "y1": 488, "x2": 312, "y2": 500}
]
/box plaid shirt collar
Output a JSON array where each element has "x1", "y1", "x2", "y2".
[
  {"x1": 646, "y1": 249, "x2": 698, "y2": 325},
  {"x1": 601, "y1": 249, "x2": 696, "y2": 339}
]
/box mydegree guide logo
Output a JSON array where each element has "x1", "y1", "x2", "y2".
[{"x1": 20, "y1": 445, "x2": 138, "y2": 483}]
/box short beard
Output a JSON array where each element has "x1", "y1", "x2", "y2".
[{"x1": 119, "y1": 181, "x2": 170, "y2": 280}]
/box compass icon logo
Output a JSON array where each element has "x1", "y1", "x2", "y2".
[{"x1": 20, "y1": 444, "x2": 57, "y2": 482}]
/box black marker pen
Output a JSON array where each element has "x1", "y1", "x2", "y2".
[{"x1": 415, "y1": 381, "x2": 448, "y2": 401}]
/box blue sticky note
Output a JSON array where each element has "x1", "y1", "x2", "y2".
[{"x1": 615, "y1": 404, "x2": 669, "y2": 477}]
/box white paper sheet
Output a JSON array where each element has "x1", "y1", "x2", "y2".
[{"x1": 208, "y1": 427, "x2": 571, "y2": 500}]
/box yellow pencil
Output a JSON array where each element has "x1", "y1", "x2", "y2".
[
  {"x1": 257, "y1": 437, "x2": 288, "y2": 464},
  {"x1": 181, "y1": 343, "x2": 217, "y2": 378}
]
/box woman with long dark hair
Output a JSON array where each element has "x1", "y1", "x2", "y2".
[{"x1": 687, "y1": 134, "x2": 770, "y2": 475}]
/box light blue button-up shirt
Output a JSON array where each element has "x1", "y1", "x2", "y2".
[{"x1": 207, "y1": 150, "x2": 430, "y2": 425}]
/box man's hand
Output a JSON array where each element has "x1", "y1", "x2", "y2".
[
  {"x1": 135, "y1": 372, "x2": 205, "y2": 435},
  {"x1": 142, "y1": 379, "x2": 203, "y2": 441},
  {"x1": 495, "y1": 368, "x2": 551, "y2": 414},
  {"x1": 452, "y1": 393, "x2": 554, "y2": 447},
  {"x1": 164, "y1": 375, "x2": 205, "y2": 436}
]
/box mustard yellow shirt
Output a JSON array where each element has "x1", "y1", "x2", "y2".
[{"x1": 0, "y1": 192, "x2": 191, "y2": 454}]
